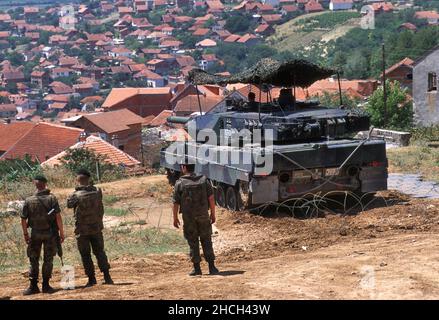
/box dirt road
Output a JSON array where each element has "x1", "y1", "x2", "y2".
[{"x1": 1, "y1": 176, "x2": 439, "y2": 300}]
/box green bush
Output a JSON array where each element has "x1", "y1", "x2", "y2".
[{"x1": 366, "y1": 80, "x2": 413, "y2": 131}]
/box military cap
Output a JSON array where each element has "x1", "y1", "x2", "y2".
[
  {"x1": 33, "y1": 175, "x2": 48, "y2": 183},
  {"x1": 76, "y1": 168, "x2": 91, "y2": 177}
]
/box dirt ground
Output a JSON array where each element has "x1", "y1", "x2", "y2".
[{"x1": 1, "y1": 175, "x2": 439, "y2": 300}]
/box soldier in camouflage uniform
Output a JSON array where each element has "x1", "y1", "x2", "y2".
[
  {"x1": 67, "y1": 169, "x2": 113, "y2": 287},
  {"x1": 173, "y1": 164, "x2": 219, "y2": 276},
  {"x1": 20, "y1": 175, "x2": 64, "y2": 295}
]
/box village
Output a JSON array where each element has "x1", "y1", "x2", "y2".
[
  {"x1": 1, "y1": 0, "x2": 439, "y2": 302},
  {"x1": 0, "y1": 0, "x2": 437, "y2": 166}
]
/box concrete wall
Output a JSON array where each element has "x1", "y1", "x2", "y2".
[{"x1": 413, "y1": 49, "x2": 439, "y2": 126}]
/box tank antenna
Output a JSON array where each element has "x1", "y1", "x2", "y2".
[
  {"x1": 195, "y1": 84, "x2": 203, "y2": 115},
  {"x1": 337, "y1": 71, "x2": 343, "y2": 106}
]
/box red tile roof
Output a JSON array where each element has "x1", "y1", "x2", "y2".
[
  {"x1": 1, "y1": 122, "x2": 83, "y2": 161},
  {"x1": 79, "y1": 109, "x2": 145, "y2": 134},
  {"x1": 42, "y1": 135, "x2": 140, "y2": 168},
  {"x1": 0, "y1": 122, "x2": 35, "y2": 152}
]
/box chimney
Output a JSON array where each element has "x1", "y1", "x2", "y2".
[{"x1": 78, "y1": 131, "x2": 87, "y2": 142}]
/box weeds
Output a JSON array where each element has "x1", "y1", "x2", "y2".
[
  {"x1": 103, "y1": 195, "x2": 121, "y2": 206},
  {"x1": 105, "y1": 207, "x2": 130, "y2": 217}
]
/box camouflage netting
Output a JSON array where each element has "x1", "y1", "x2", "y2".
[{"x1": 188, "y1": 58, "x2": 336, "y2": 88}]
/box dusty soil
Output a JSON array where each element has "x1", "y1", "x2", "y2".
[{"x1": 1, "y1": 175, "x2": 439, "y2": 300}]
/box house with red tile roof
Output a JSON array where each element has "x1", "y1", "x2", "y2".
[
  {"x1": 304, "y1": 0, "x2": 324, "y2": 13},
  {"x1": 67, "y1": 109, "x2": 145, "y2": 159},
  {"x1": 0, "y1": 122, "x2": 35, "y2": 156},
  {"x1": 0, "y1": 122, "x2": 83, "y2": 162},
  {"x1": 382, "y1": 57, "x2": 414, "y2": 93},
  {"x1": 42, "y1": 135, "x2": 141, "y2": 170},
  {"x1": 415, "y1": 11, "x2": 439, "y2": 25},
  {"x1": 133, "y1": 69, "x2": 165, "y2": 87},
  {"x1": 102, "y1": 87, "x2": 172, "y2": 117}
]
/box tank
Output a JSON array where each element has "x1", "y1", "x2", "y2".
[{"x1": 160, "y1": 58, "x2": 388, "y2": 211}]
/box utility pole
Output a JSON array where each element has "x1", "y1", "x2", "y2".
[{"x1": 382, "y1": 43, "x2": 388, "y2": 127}]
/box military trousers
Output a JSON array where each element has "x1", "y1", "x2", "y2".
[
  {"x1": 182, "y1": 215, "x2": 215, "y2": 264},
  {"x1": 76, "y1": 232, "x2": 110, "y2": 277},
  {"x1": 27, "y1": 230, "x2": 57, "y2": 281}
]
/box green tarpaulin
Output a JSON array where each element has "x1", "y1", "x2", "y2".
[{"x1": 188, "y1": 58, "x2": 335, "y2": 88}]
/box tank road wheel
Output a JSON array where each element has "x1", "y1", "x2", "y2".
[
  {"x1": 215, "y1": 184, "x2": 226, "y2": 208},
  {"x1": 226, "y1": 186, "x2": 238, "y2": 211}
]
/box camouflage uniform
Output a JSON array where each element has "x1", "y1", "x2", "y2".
[
  {"x1": 21, "y1": 189, "x2": 61, "y2": 282},
  {"x1": 67, "y1": 185, "x2": 110, "y2": 277},
  {"x1": 173, "y1": 174, "x2": 215, "y2": 264}
]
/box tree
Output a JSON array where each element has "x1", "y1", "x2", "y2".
[
  {"x1": 60, "y1": 148, "x2": 123, "y2": 182},
  {"x1": 366, "y1": 80, "x2": 413, "y2": 130},
  {"x1": 225, "y1": 14, "x2": 251, "y2": 34}
]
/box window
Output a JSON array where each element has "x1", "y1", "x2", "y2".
[
  {"x1": 428, "y1": 72, "x2": 437, "y2": 92},
  {"x1": 119, "y1": 145, "x2": 125, "y2": 151}
]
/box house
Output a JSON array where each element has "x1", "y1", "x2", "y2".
[
  {"x1": 261, "y1": 14, "x2": 283, "y2": 25},
  {"x1": 398, "y1": 22, "x2": 417, "y2": 32},
  {"x1": 31, "y1": 70, "x2": 50, "y2": 89},
  {"x1": 195, "y1": 39, "x2": 217, "y2": 48},
  {"x1": 174, "y1": 94, "x2": 223, "y2": 116},
  {"x1": 329, "y1": 0, "x2": 353, "y2": 11},
  {"x1": 0, "y1": 122, "x2": 83, "y2": 162},
  {"x1": 146, "y1": 59, "x2": 169, "y2": 75},
  {"x1": 304, "y1": 0, "x2": 324, "y2": 13},
  {"x1": 0, "y1": 121, "x2": 35, "y2": 156},
  {"x1": 412, "y1": 46, "x2": 439, "y2": 126},
  {"x1": 0, "y1": 104, "x2": 17, "y2": 118},
  {"x1": 414, "y1": 11, "x2": 439, "y2": 25},
  {"x1": 102, "y1": 87, "x2": 173, "y2": 117},
  {"x1": 199, "y1": 54, "x2": 219, "y2": 70},
  {"x1": 2, "y1": 70, "x2": 25, "y2": 87},
  {"x1": 237, "y1": 33, "x2": 260, "y2": 47},
  {"x1": 51, "y1": 67, "x2": 73, "y2": 79},
  {"x1": 42, "y1": 135, "x2": 141, "y2": 170},
  {"x1": 255, "y1": 23, "x2": 275, "y2": 37},
  {"x1": 67, "y1": 109, "x2": 145, "y2": 159},
  {"x1": 382, "y1": 57, "x2": 414, "y2": 93},
  {"x1": 133, "y1": 69, "x2": 165, "y2": 87},
  {"x1": 73, "y1": 83, "x2": 96, "y2": 97}
]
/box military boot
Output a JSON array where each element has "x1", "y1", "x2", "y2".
[
  {"x1": 189, "y1": 263, "x2": 202, "y2": 276},
  {"x1": 23, "y1": 279, "x2": 40, "y2": 296},
  {"x1": 208, "y1": 261, "x2": 219, "y2": 275},
  {"x1": 103, "y1": 270, "x2": 114, "y2": 285},
  {"x1": 85, "y1": 275, "x2": 97, "y2": 287},
  {"x1": 42, "y1": 279, "x2": 55, "y2": 294}
]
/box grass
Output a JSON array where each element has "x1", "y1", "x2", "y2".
[
  {"x1": 103, "y1": 195, "x2": 121, "y2": 206},
  {"x1": 268, "y1": 11, "x2": 360, "y2": 52},
  {"x1": 105, "y1": 228, "x2": 186, "y2": 258},
  {"x1": 387, "y1": 145, "x2": 439, "y2": 182},
  {"x1": 105, "y1": 207, "x2": 130, "y2": 217},
  {"x1": 0, "y1": 214, "x2": 185, "y2": 275}
]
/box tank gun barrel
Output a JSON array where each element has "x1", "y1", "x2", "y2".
[{"x1": 167, "y1": 116, "x2": 190, "y2": 124}]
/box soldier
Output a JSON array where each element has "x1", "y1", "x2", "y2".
[
  {"x1": 20, "y1": 175, "x2": 64, "y2": 295},
  {"x1": 67, "y1": 169, "x2": 113, "y2": 287},
  {"x1": 173, "y1": 163, "x2": 219, "y2": 276}
]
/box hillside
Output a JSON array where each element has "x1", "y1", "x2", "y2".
[{"x1": 268, "y1": 11, "x2": 361, "y2": 52}]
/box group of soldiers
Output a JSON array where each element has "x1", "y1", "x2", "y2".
[{"x1": 20, "y1": 163, "x2": 218, "y2": 295}]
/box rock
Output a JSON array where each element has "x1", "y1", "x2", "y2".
[
  {"x1": 380, "y1": 262, "x2": 387, "y2": 267},
  {"x1": 301, "y1": 246, "x2": 307, "y2": 251},
  {"x1": 427, "y1": 205, "x2": 436, "y2": 211}
]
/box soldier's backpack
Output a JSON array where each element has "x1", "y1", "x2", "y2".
[
  {"x1": 75, "y1": 187, "x2": 104, "y2": 225},
  {"x1": 27, "y1": 194, "x2": 56, "y2": 230},
  {"x1": 180, "y1": 176, "x2": 208, "y2": 216}
]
